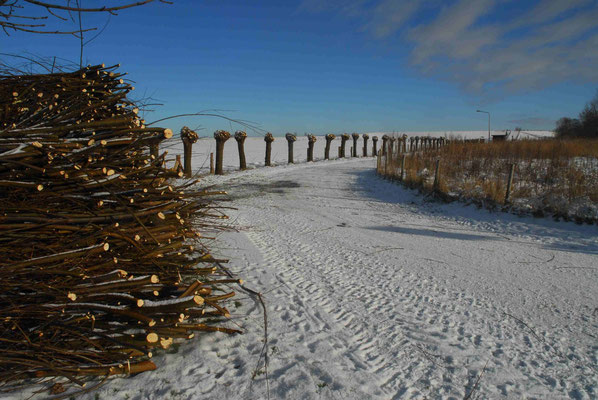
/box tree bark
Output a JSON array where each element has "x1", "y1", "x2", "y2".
[
  {"x1": 351, "y1": 133, "x2": 359, "y2": 157},
  {"x1": 307, "y1": 134, "x2": 317, "y2": 162},
  {"x1": 234, "y1": 131, "x2": 247, "y2": 170},
  {"x1": 340, "y1": 134, "x2": 350, "y2": 158},
  {"x1": 324, "y1": 133, "x2": 335, "y2": 160},
  {"x1": 264, "y1": 132, "x2": 274, "y2": 166},
  {"x1": 213, "y1": 130, "x2": 230, "y2": 175},
  {"x1": 285, "y1": 133, "x2": 297, "y2": 164}
]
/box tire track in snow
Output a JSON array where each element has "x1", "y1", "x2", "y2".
[{"x1": 216, "y1": 159, "x2": 598, "y2": 399}]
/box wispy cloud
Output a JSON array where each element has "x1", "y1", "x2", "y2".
[{"x1": 300, "y1": 0, "x2": 598, "y2": 96}]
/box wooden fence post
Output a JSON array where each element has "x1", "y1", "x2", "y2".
[
  {"x1": 264, "y1": 132, "x2": 274, "y2": 166},
  {"x1": 213, "y1": 130, "x2": 230, "y2": 175},
  {"x1": 433, "y1": 159, "x2": 440, "y2": 190},
  {"x1": 180, "y1": 126, "x2": 198, "y2": 178},
  {"x1": 324, "y1": 134, "x2": 335, "y2": 160},
  {"x1": 307, "y1": 134, "x2": 316, "y2": 162},
  {"x1": 505, "y1": 163, "x2": 515, "y2": 204},
  {"x1": 286, "y1": 133, "x2": 296, "y2": 164},
  {"x1": 386, "y1": 140, "x2": 393, "y2": 178}
]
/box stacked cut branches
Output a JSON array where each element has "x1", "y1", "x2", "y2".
[{"x1": 0, "y1": 64, "x2": 239, "y2": 393}]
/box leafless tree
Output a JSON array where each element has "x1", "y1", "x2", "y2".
[{"x1": 0, "y1": 0, "x2": 171, "y2": 35}]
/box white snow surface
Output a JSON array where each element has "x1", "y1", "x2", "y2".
[{"x1": 10, "y1": 136, "x2": 598, "y2": 400}]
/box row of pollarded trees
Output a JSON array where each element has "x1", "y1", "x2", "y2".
[
  {"x1": 211, "y1": 131, "x2": 378, "y2": 175},
  {"x1": 173, "y1": 128, "x2": 450, "y2": 176},
  {"x1": 380, "y1": 134, "x2": 447, "y2": 156}
]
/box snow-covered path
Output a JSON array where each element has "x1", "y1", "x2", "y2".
[
  {"x1": 74, "y1": 157, "x2": 597, "y2": 400},
  {"x1": 214, "y1": 158, "x2": 597, "y2": 399}
]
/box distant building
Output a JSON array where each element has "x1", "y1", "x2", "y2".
[{"x1": 492, "y1": 130, "x2": 511, "y2": 141}]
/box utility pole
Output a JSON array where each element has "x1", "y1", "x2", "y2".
[{"x1": 476, "y1": 109, "x2": 490, "y2": 141}]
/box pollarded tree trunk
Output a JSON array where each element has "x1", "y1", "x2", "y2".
[
  {"x1": 180, "y1": 126, "x2": 199, "y2": 178},
  {"x1": 213, "y1": 130, "x2": 230, "y2": 175},
  {"x1": 264, "y1": 132, "x2": 274, "y2": 166},
  {"x1": 234, "y1": 130, "x2": 247, "y2": 170},
  {"x1": 340, "y1": 133, "x2": 350, "y2": 158},
  {"x1": 362, "y1": 134, "x2": 369, "y2": 156},
  {"x1": 324, "y1": 133, "x2": 335, "y2": 160},
  {"x1": 401, "y1": 135, "x2": 407, "y2": 153},
  {"x1": 307, "y1": 134, "x2": 317, "y2": 162},
  {"x1": 286, "y1": 133, "x2": 297, "y2": 164},
  {"x1": 351, "y1": 133, "x2": 359, "y2": 157},
  {"x1": 372, "y1": 136, "x2": 378, "y2": 156},
  {"x1": 381, "y1": 135, "x2": 389, "y2": 156}
]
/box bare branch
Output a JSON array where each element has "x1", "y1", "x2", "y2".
[
  {"x1": 0, "y1": 20, "x2": 95, "y2": 34},
  {"x1": 1, "y1": 1, "x2": 170, "y2": 36},
  {"x1": 23, "y1": 0, "x2": 156, "y2": 12}
]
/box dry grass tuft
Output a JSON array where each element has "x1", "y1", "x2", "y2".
[{"x1": 379, "y1": 139, "x2": 598, "y2": 221}]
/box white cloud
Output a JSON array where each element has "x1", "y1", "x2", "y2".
[{"x1": 300, "y1": 0, "x2": 598, "y2": 96}]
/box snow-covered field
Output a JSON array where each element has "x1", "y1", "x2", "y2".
[{"x1": 12, "y1": 134, "x2": 598, "y2": 400}]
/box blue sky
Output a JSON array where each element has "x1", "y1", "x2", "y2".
[{"x1": 2, "y1": 0, "x2": 598, "y2": 135}]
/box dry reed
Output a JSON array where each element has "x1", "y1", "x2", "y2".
[{"x1": 381, "y1": 139, "x2": 598, "y2": 222}]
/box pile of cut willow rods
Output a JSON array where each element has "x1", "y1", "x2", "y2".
[{"x1": 0, "y1": 64, "x2": 239, "y2": 394}]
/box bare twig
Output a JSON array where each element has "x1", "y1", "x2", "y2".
[{"x1": 463, "y1": 359, "x2": 489, "y2": 400}]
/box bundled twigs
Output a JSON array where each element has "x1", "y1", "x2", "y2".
[{"x1": 0, "y1": 64, "x2": 238, "y2": 394}]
